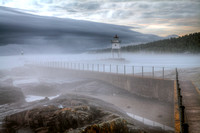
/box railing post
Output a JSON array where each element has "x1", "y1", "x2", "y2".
[
  {"x1": 142, "y1": 66, "x2": 143, "y2": 77},
  {"x1": 180, "y1": 105, "x2": 185, "y2": 124},
  {"x1": 124, "y1": 65, "x2": 126, "y2": 75},
  {"x1": 92, "y1": 64, "x2": 94, "y2": 71},
  {"x1": 163, "y1": 67, "x2": 164, "y2": 79},
  {"x1": 178, "y1": 87, "x2": 181, "y2": 98},
  {"x1": 116, "y1": 65, "x2": 118, "y2": 74},
  {"x1": 110, "y1": 64, "x2": 111, "y2": 73},
  {"x1": 182, "y1": 123, "x2": 189, "y2": 133},
  {"x1": 103, "y1": 64, "x2": 105, "y2": 72},
  {"x1": 152, "y1": 66, "x2": 154, "y2": 78},
  {"x1": 132, "y1": 66, "x2": 134, "y2": 76},
  {"x1": 98, "y1": 64, "x2": 99, "y2": 72},
  {"x1": 178, "y1": 95, "x2": 182, "y2": 106},
  {"x1": 87, "y1": 64, "x2": 89, "y2": 71},
  {"x1": 83, "y1": 63, "x2": 84, "y2": 70}
]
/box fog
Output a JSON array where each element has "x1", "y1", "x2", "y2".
[
  {"x1": 1, "y1": 2, "x2": 200, "y2": 132},
  {"x1": 0, "y1": 53, "x2": 200, "y2": 70},
  {"x1": 1, "y1": 52, "x2": 200, "y2": 132}
]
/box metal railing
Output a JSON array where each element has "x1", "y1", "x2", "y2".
[
  {"x1": 31, "y1": 61, "x2": 175, "y2": 80},
  {"x1": 175, "y1": 68, "x2": 189, "y2": 133}
]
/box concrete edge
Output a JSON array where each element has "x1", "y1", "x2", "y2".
[{"x1": 174, "y1": 80, "x2": 181, "y2": 133}]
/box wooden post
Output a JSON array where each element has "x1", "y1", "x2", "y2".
[
  {"x1": 132, "y1": 66, "x2": 134, "y2": 76},
  {"x1": 98, "y1": 64, "x2": 99, "y2": 72},
  {"x1": 103, "y1": 64, "x2": 105, "y2": 72},
  {"x1": 110, "y1": 64, "x2": 111, "y2": 73}
]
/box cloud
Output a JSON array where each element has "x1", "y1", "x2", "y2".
[
  {"x1": 0, "y1": 0, "x2": 199, "y2": 36},
  {"x1": 0, "y1": 6, "x2": 162, "y2": 55}
]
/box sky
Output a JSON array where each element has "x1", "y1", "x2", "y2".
[
  {"x1": 0, "y1": 4, "x2": 163, "y2": 55},
  {"x1": 0, "y1": 0, "x2": 200, "y2": 36}
]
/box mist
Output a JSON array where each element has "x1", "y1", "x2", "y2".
[{"x1": 0, "y1": 3, "x2": 200, "y2": 133}]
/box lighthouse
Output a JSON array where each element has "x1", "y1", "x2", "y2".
[{"x1": 111, "y1": 34, "x2": 121, "y2": 58}]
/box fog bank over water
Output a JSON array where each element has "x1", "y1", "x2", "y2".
[{"x1": 0, "y1": 53, "x2": 200, "y2": 70}]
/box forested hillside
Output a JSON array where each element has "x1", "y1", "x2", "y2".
[
  {"x1": 121, "y1": 32, "x2": 200, "y2": 53},
  {"x1": 94, "y1": 32, "x2": 200, "y2": 53}
]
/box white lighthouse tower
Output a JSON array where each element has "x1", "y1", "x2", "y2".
[{"x1": 111, "y1": 34, "x2": 121, "y2": 58}]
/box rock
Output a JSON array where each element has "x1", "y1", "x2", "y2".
[
  {"x1": 2, "y1": 104, "x2": 141, "y2": 133},
  {"x1": 0, "y1": 85, "x2": 25, "y2": 105}
]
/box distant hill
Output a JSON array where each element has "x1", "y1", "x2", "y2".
[
  {"x1": 165, "y1": 34, "x2": 179, "y2": 39},
  {"x1": 122, "y1": 32, "x2": 200, "y2": 53},
  {"x1": 95, "y1": 32, "x2": 200, "y2": 53}
]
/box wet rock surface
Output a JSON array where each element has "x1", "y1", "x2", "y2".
[
  {"x1": 1, "y1": 95, "x2": 146, "y2": 133},
  {"x1": 3, "y1": 105, "x2": 129, "y2": 133}
]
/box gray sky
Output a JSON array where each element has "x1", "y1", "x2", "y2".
[{"x1": 0, "y1": 0, "x2": 199, "y2": 36}]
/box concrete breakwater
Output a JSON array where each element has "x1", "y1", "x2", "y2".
[{"x1": 34, "y1": 66, "x2": 174, "y2": 103}]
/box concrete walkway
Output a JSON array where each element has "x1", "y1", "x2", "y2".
[{"x1": 180, "y1": 81, "x2": 200, "y2": 133}]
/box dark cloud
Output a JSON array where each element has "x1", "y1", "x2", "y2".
[{"x1": 0, "y1": 6, "x2": 162, "y2": 55}]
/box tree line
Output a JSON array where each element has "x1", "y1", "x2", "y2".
[{"x1": 94, "y1": 32, "x2": 200, "y2": 53}]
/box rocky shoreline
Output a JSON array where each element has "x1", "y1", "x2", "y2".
[
  {"x1": 0, "y1": 94, "x2": 144, "y2": 133},
  {"x1": 0, "y1": 66, "x2": 174, "y2": 133}
]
